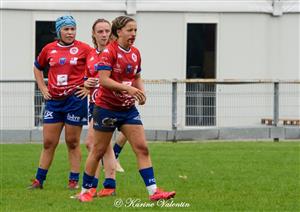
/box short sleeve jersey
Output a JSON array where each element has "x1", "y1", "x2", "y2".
[
  {"x1": 35, "y1": 40, "x2": 92, "y2": 98},
  {"x1": 95, "y1": 41, "x2": 142, "y2": 110},
  {"x1": 85, "y1": 48, "x2": 101, "y2": 103}
]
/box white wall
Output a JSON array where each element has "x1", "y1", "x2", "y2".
[
  {"x1": 1, "y1": 10, "x2": 299, "y2": 81},
  {"x1": 218, "y1": 13, "x2": 300, "y2": 80}
]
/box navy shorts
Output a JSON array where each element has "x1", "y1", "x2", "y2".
[
  {"x1": 93, "y1": 105, "x2": 143, "y2": 132},
  {"x1": 43, "y1": 93, "x2": 88, "y2": 126},
  {"x1": 88, "y1": 103, "x2": 95, "y2": 122}
]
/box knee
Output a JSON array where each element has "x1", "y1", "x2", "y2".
[
  {"x1": 85, "y1": 139, "x2": 93, "y2": 152},
  {"x1": 135, "y1": 144, "x2": 149, "y2": 157},
  {"x1": 92, "y1": 147, "x2": 106, "y2": 162},
  {"x1": 85, "y1": 143, "x2": 92, "y2": 152},
  {"x1": 43, "y1": 139, "x2": 57, "y2": 151},
  {"x1": 66, "y1": 137, "x2": 80, "y2": 150}
]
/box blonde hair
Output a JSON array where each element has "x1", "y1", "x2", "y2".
[
  {"x1": 91, "y1": 18, "x2": 111, "y2": 48},
  {"x1": 111, "y1": 16, "x2": 135, "y2": 38}
]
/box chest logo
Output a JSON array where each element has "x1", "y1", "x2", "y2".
[
  {"x1": 50, "y1": 50, "x2": 57, "y2": 54},
  {"x1": 59, "y1": 57, "x2": 66, "y2": 65},
  {"x1": 70, "y1": 47, "x2": 79, "y2": 55},
  {"x1": 70, "y1": 57, "x2": 78, "y2": 65},
  {"x1": 93, "y1": 64, "x2": 98, "y2": 72},
  {"x1": 126, "y1": 64, "x2": 132, "y2": 74},
  {"x1": 132, "y1": 53, "x2": 137, "y2": 62}
]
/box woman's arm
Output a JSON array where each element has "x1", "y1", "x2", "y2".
[
  {"x1": 132, "y1": 74, "x2": 146, "y2": 105},
  {"x1": 98, "y1": 70, "x2": 146, "y2": 104},
  {"x1": 33, "y1": 66, "x2": 51, "y2": 100}
]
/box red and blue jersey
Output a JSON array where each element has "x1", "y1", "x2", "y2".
[
  {"x1": 95, "y1": 41, "x2": 142, "y2": 110},
  {"x1": 85, "y1": 48, "x2": 101, "y2": 103},
  {"x1": 35, "y1": 40, "x2": 92, "y2": 99}
]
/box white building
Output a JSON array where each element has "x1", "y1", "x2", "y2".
[{"x1": 1, "y1": 0, "x2": 299, "y2": 133}]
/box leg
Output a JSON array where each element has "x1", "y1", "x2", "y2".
[
  {"x1": 65, "y1": 124, "x2": 82, "y2": 173},
  {"x1": 85, "y1": 130, "x2": 113, "y2": 176},
  {"x1": 84, "y1": 119, "x2": 101, "y2": 192},
  {"x1": 30, "y1": 122, "x2": 63, "y2": 188},
  {"x1": 114, "y1": 132, "x2": 127, "y2": 152},
  {"x1": 114, "y1": 132, "x2": 127, "y2": 158},
  {"x1": 84, "y1": 119, "x2": 94, "y2": 152},
  {"x1": 113, "y1": 132, "x2": 127, "y2": 172},
  {"x1": 121, "y1": 124, "x2": 151, "y2": 169},
  {"x1": 98, "y1": 143, "x2": 117, "y2": 197},
  {"x1": 65, "y1": 124, "x2": 82, "y2": 189},
  {"x1": 103, "y1": 144, "x2": 116, "y2": 180},
  {"x1": 40, "y1": 123, "x2": 64, "y2": 169},
  {"x1": 121, "y1": 124, "x2": 175, "y2": 200}
]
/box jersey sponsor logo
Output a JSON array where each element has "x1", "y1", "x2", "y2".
[
  {"x1": 94, "y1": 64, "x2": 98, "y2": 71},
  {"x1": 49, "y1": 58, "x2": 56, "y2": 66},
  {"x1": 91, "y1": 88, "x2": 99, "y2": 102},
  {"x1": 67, "y1": 113, "x2": 81, "y2": 122},
  {"x1": 122, "y1": 81, "x2": 132, "y2": 86},
  {"x1": 81, "y1": 117, "x2": 87, "y2": 122},
  {"x1": 114, "y1": 63, "x2": 122, "y2": 73},
  {"x1": 50, "y1": 50, "x2": 57, "y2": 54},
  {"x1": 148, "y1": 178, "x2": 156, "y2": 184},
  {"x1": 101, "y1": 117, "x2": 117, "y2": 127},
  {"x1": 133, "y1": 115, "x2": 141, "y2": 121},
  {"x1": 126, "y1": 64, "x2": 132, "y2": 74},
  {"x1": 122, "y1": 98, "x2": 135, "y2": 107},
  {"x1": 133, "y1": 65, "x2": 138, "y2": 75},
  {"x1": 70, "y1": 57, "x2": 78, "y2": 65},
  {"x1": 70, "y1": 47, "x2": 79, "y2": 55},
  {"x1": 59, "y1": 57, "x2": 66, "y2": 65},
  {"x1": 57, "y1": 74, "x2": 68, "y2": 85},
  {"x1": 117, "y1": 53, "x2": 123, "y2": 59},
  {"x1": 44, "y1": 110, "x2": 54, "y2": 119},
  {"x1": 132, "y1": 53, "x2": 137, "y2": 62}
]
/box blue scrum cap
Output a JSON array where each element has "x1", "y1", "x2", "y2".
[{"x1": 55, "y1": 15, "x2": 76, "y2": 39}]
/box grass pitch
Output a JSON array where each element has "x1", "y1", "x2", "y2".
[{"x1": 1, "y1": 141, "x2": 299, "y2": 211}]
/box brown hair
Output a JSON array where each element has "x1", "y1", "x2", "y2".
[
  {"x1": 111, "y1": 16, "x2": 135, "y2": 38},
  {"x1": 91, "y1": 18, "x2": 111, "y2": 48}
]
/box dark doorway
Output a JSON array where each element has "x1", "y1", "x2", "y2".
[
  {"x1": 35, "y1": 21, "x2": 56, "y2": 126},
  {"x1": 186, "y1": 23, "x2": 216, "y2": 126}
]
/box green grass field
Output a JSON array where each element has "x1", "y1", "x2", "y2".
[{"x1": 1, "y1": 141, "x2": 300, "y2": 211}]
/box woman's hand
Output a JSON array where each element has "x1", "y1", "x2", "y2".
[
  {"x1": 84, "y1": 77, "x2": 99, "y2": 88},
  {"x1": 40, "y1": 86, "x2": 52, "y2": 100},
  {"x1": 126, "y1": 86, "x2": 146, "y2": 105},
  {"x1": 75, "y1": 86, "x2": 89, "y2": 99}
]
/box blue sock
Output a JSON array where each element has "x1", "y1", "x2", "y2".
[
  {"x1": 92, "y1": 177, "x2": 99, "y2": 188},
  {"x1": 103, "y1": 178, "x2": 116, "y2": 189},
  {"x1": 69, "y1": 172, "x2": 79, "y2": 181},
  {"x1": 113, "y1": 143, "x2": 123, "y2": 159},
  {"x1": 82, "y1": 172, "x2": 94, "y2": 189},
  {"x1": 139, "y1": 167, "x2": 156, "y2": 186},
  {"x1": 35, "y1": 168, "x2": 48, "y2": 185}
]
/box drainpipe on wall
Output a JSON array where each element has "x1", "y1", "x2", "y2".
[
  {"x1": 272, "y1": 0, "x2": 283, "y2": 16},
  {"x1": 126, "y1": 0, "x2": 137, "y2": 15}
]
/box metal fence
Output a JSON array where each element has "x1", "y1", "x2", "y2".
[{"x1": 0, "y1": 80, "x2": 299, "y2": 131}]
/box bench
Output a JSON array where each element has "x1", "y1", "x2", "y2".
[{"x1": 261, "y1": 118, "x2": 300, "y2": 126}]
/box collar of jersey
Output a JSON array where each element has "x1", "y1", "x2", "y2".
[
  {"x1": 57, "y1": 42, "x2": 75, "y2": 48},
  {"x1": 95, "y1": 49, "x2": 101, "y2": 54},
  {"x1": 118, "y1": 44, "x2": 131, "y2": 53}
]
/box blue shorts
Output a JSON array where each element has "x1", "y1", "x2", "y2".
[
  {"x1": 93, "y1": 106, "x2": 143, "y2": 132},
  {"x1": 43, "y1": 93, "x2": 88, "y2": 126},
  {"x1": 88, "y1": 103, "x2": 95, "y2": 122}
]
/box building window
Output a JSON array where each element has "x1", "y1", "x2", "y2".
[{"x1": 186, "y1": 23, "x2": 216, "y2": 126}]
